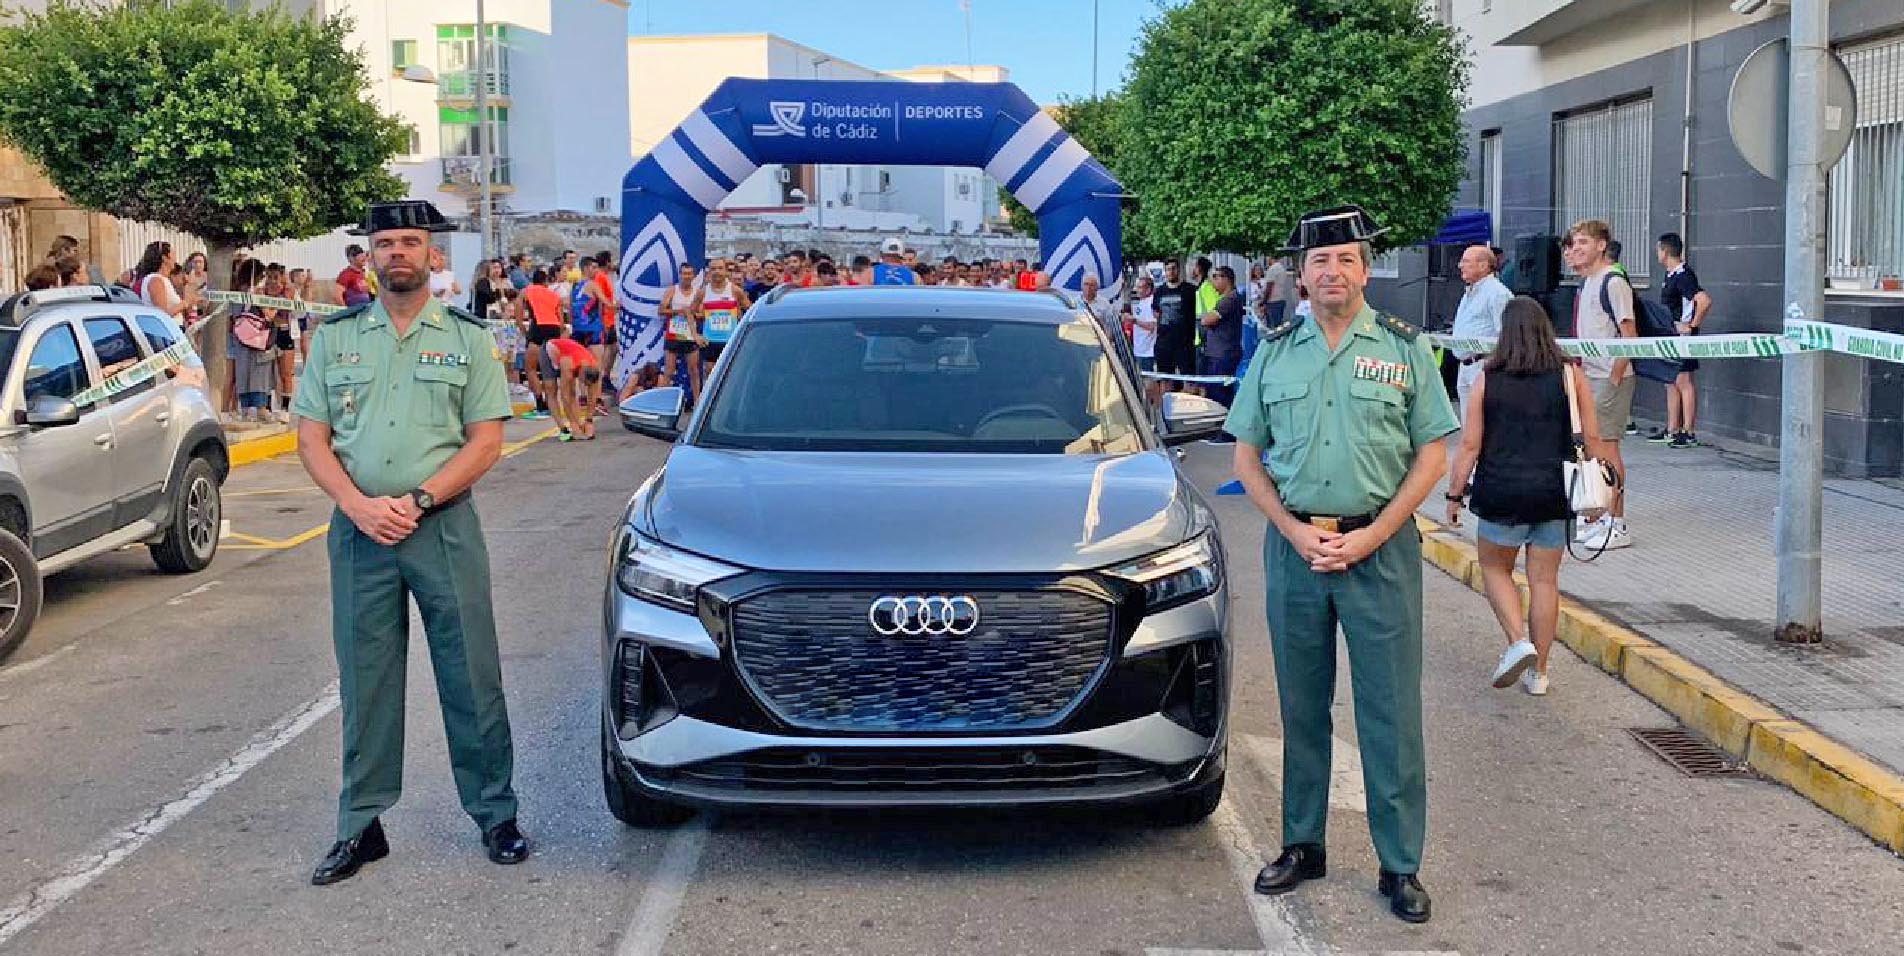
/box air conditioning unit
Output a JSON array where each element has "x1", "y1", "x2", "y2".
[
  {"x1": 593, "y1": 196, "x2": 611, "y2": 214},
  {"x1": 956, "y1": 181, "x2": 972, "y2": 198},
  {"x1": 839, "y1": 191, "x2": 853, "y2": 207}
]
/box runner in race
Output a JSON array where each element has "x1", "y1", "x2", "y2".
[
  {"x1": 543, "y1": 334, "x2": 602, "y2": 442},
  {"x1": 518, "y1": 269, "x2": 564, "y2": 420},
  {"x1": 697, "y1": 257, "x2": 752, "y2": 369},
  {"x1": 659, "y1": 262, "x2": 706, "y2": 406}
]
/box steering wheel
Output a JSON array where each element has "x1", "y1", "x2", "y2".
[{"x1": 975, "y1": 403, "x2": 1068, "y2": 432}]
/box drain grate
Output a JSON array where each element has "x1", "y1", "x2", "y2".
[{"x1": 1627, "y1": 727, "x2": 1753, "y2": 778}]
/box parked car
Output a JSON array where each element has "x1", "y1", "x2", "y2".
[
  {"x1": 605, "y1": 286, "x2": 1230, "y2": 826},
  {"x1": 0, "y1": 285, "x2": 228, "y2": 661}
]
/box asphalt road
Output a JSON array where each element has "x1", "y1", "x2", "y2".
[{"x1": 1, "y1": 420, "x2": 1901, "y2": 956}]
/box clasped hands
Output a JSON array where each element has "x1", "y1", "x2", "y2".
[
  {"x1": 1281, "y1": 520, "x2": 1384, "y2": 573},
  {"x1": 344, "y1": 494, "x2": 424, "y2": 546}
]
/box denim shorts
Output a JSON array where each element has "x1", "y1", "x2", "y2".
[
  {"x1": 1136, "y1": 356, "x2": 1156, "y2": 372},
  {"x1": 1476, "y1": 517, "x2": 1569, "y2": 550}
]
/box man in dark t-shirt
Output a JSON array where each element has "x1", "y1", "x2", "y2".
[
  {"x1": 1198, "y1": 266, "x2": 1245, "y2": 439},
  {"x1": 1150, "y1": 259, "x2": 1200, "y2": 390},
  {"x1": 1655, "y1": 232, "x2": 1710, "y2": 448}
]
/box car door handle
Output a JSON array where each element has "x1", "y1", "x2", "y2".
[
  {"x1": 154, "y1": 412, "x2": 170, "y2": 426},
  {"x1": 93, "y1": 434, "x2": 113, "y2": 448}
]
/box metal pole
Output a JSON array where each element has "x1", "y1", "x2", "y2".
[
  {"x1": 1776, "y1": 0, "x2": 1827, "y2": 644},
  {"x1": 476, "y1": 0, "x2": 492, "y2": 263}
]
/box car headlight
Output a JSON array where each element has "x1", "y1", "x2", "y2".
[
  {"x1": 616, "y1": 532, "x2": 740, "y2": 612},
  {"x1": 1110, "y1": 533, "x2": 1222, "y2": 612}
]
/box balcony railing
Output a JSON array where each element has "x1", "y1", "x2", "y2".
[
  {"x1": 441, "y1": 156, "x2": 513, "y2": 192},
  {"x1": 437, "y1": 69, "x2": 510, "y2": 100}
]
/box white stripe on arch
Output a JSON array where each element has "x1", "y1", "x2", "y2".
[
  {"x1": 1013, "y1": 136, "x2": 1089, "y2": 213},
  {"x1": 680, "y1": 110, "x2": 758, "y2": 187},
  {"x1": 651, "y1": 136, "x2": 729, "y2": 211},
  {"x1": 984, "y1": 110, "x2": 1062, "y2": 185}
]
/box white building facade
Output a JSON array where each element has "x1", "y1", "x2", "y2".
[{"x1": 628, "y1": 33, "x2": 1009, "y2": 237}]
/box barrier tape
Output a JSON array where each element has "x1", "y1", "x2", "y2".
[
  {"x1": 201, "y1": 290, "x2": 345, "y2": 315},
  {"x1": 1428, "y1": 331, "x2": 1798, "y2": 360},
  {"x1": 69, "y1": 339, "x2": 201, "y2": 408},
  {"x1": 1785, "y1": 320, "x2": 1904, "y2": 363},
  {"x1": 1141, "y1": 371, "x2": 1240, "y2": 385}
]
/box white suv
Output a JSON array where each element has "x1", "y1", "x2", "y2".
[{"x1": 0, "y1": 285, "x2": 228, "y2": 660}]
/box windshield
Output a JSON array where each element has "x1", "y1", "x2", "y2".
[
  {"x1": 697, "y1": 316, "x2": 1145, "y2": 455},
  {"x1": 0, "y1": 330, "x2": 19, "y2": 387}
]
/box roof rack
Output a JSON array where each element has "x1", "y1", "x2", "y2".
[{"x1": 0, "y1": 285, "x2": 146, "y2": 328}]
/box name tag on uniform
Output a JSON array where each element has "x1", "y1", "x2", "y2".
[
  {"x1": 1353, "y1": 356, "x2": 1409, "y2": 388},
  {"x1": 418, "y1": 351, "x2": 469, "y2": 367}
]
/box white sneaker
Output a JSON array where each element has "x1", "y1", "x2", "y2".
[
  {"x1": 1521, "y1": 669, "x2": 1550, "y2": 696},
  {"x1": 1582, "y1": 522, "x2": 1632, "y2": 551},
  {"x1": 1574, "y1": 515, "x2": 1610, "y2": 543},
  {"x1": 1491, "y1": 639, "x2": 1539, "y2": 689}
]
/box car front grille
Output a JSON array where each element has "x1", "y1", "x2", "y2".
[
  {"x1": 670, "y1": 746, "x2": 1160, "y2": 792},
  {"x1": 729, "y1": 588, "x2": 1114, "y2": 732}
]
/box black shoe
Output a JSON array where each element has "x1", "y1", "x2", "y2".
[
  {"x1": 1645, "y1": 427, "x2": 1671, "y2": 443},
  {"x1": 311, "y1": 818, "x2": 389, "y2": 886},
  {"x1": 483, "y1": 819, "x2": 530, "y2": 865},
  {"x1": 1253, "y1": 844, "x2": 1326, "y2": 895},
  {"x1": 1669, "y1": 432, "x2": 1696, "y2": 449},
  {"x1": 1378, "y1": 871, "x2": 1432, "y2": 923}
]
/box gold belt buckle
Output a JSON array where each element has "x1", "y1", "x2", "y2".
[{"x1": 1310, "y1": 516, "x2": 1341, "y2": 534}]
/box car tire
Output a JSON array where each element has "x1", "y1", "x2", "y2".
[
  {"x1": 150, "y1": 457, "x2": 221, "y2": 574},
  {"x1": 1144, "y1": 771, "x2": 1225, "y2": 827},
  {"x1": 602, "y1": 724, "x2": 694, "y2": 828},
  {"x1": 0, "y1": 527, "x2": 42, "y2": 664}
]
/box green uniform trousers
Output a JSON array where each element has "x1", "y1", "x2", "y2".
[
  {"x1": 327, "y1": 497, "x2": 518, "y2": 841},
  {"x1": 1263, "y1": 524, "x2": 1426, "y2": 874}
]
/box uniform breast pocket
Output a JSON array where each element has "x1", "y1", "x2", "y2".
[
  {"x1": 1348, "y1": 379, "x2": 1407, "y2": 445},
  {"x1": 413, "y1": 365, "x2": 468, "y2": 427},
  {"x1": 1261, "y1": 380, "x2": 1311, "y2": 448},
  {"x1": 323, "y1": 365, "x2": 374, "y2": 430}
]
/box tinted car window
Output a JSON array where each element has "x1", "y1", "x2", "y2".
[
  {"x1": 84, "y1": 317, "x2": 152, "y2": 398},
  {"x1": 135, "y1": 314, "x2": 180, "y2": 352},
  {"x1": 699, "y1": 316, "x2": 1143, "y2": 455},
  {"x1": 24, "y1": 324, "x2": 88, "y2": 403}
]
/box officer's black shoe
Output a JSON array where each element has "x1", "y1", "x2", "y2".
[
  {"x1": 1253, "y1": 844, "x2": 1326, "y2": 895},
  {"x1": 483, "y1": 819, "x2": 530, "y2": 865},
  {"x1": 311, "y1": 818, "x2": 389, "y2": 886},
  {"x1": 1377, "y1": 871, "x2": 1432, "y2": 923}
]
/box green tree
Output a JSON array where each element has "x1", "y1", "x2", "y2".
[
  {"x1": 1120, "y1": 0, "x2": 1469, "y2": 256},
  {"x1": 0, "y1": 0, "x2": 409, "y2": 398},
  {"x1": 999, "y1": 93, "x2": 1128, "y2": 242}
]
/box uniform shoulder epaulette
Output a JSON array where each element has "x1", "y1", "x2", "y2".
[
  {"x1": 1378, "y1": 312, "x2": 1420, "y2": 341},
  {"x1": 321, "y1": 303, "x2": 371, "y2": 325},
  {"x1": 444, "y1": 304, "x2": 487, "y2": 327},
  {"x1": 1260, "y1": 313, "x2": 1304, "y2": 343}
]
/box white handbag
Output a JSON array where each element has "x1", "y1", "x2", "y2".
[{"x1": 1560, "y1": 369, "x2": 1615, "y2": 516}]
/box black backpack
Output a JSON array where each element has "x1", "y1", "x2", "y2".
[{"x1": 1597, "y1": 272, "x2": 1682, "y2": 384}]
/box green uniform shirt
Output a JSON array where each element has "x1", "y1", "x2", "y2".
[
  {"x1": 1223, "y1": 304, "x2": 1458, "y2": 517},
  {"x1": 291, "y1": 298, "x2": 512, "y2": 499}
]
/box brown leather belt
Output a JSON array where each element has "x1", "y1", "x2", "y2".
[{"x1": 1290, "y1": 512, "x2": 1376, "y2": 534}]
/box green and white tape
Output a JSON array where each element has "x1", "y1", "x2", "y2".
[
  {"x1": 1785, "y1": 320, "x2": 1904, "y2": 363},
  {"x1": 201, "y1": 290, "x2": 345, "y2": 315},
  {"x1": 69, "y1": 339, "x2": 201, "y2": 408},
  {"x1": 1428, "y1": 331, "x2": 1798, "y2": 360}
]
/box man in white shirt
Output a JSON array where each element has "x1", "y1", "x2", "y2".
[
  {"x1": 1564, "y1": 219, "x2": 1638, "y2": 550},
  {"x1": 1450, "y1": 243, "x2": 1511, "y2": 419}
]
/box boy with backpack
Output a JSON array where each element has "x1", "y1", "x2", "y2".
[{"x1": 1565, "y1": 220, "x2": 1638, "y2": 551}]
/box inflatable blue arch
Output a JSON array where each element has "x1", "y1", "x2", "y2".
[{"x1": 615, "y1": 78, "x2": 1126, "y2": 386}]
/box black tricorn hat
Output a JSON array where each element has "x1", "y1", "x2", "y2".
[
  {"x1": 348, "y1": 199, "x2": 458, "y2": 236},
  {"x1": 1281, "y1": 204, "x2": 1389, "y2": 255}
]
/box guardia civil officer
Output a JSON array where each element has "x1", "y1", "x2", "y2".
[
  {"x1": 292, "y1": 200, "x2": 529, "y2": 885},
  {"x1": 1223, "y1": 206, "x2": 1459, "y2": 923}
]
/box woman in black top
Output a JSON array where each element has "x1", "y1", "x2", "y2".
[{"x1": 1444, "y1": 297, "x2": 1610, "y2": 697}]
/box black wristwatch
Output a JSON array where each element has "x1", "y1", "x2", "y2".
[
  {"x1": 1445, "y1": 492, "x2": 1466, "y2": 502},
  {"x1": 408, "y1": 488, "x2": 436, "y2": 513}
]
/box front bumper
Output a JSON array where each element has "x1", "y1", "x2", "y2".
[{"x1": 601, "y1": 568, "x2": 1228, "y2": 809}]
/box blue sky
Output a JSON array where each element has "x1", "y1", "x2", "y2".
[{"x1": 626, "y1": 0, "x2": 1163, "y2": 104}]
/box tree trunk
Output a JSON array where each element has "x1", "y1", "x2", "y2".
[{"x1": 198, "y1": 244, "x2": 237, "y2": 417}]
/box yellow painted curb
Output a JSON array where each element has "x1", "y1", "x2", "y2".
[
  {"x1": 1416, "y1": 512, "x2": 1904, "y2": 855},
  {"x1": 227, "y1": 429, "x2": 299, "y2": 468}
]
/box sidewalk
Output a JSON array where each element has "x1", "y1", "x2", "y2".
[{"x1": 1422, "y1": 425, "x2": 1904, "y2": 848}]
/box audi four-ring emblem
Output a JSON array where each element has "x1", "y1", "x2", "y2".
[{"x1": 868, "y1": 595, "x2": 981, "y2": 636}]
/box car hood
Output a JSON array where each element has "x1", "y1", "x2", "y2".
[{"x1": 642, "y1": 447, "x2": 1203, "y2": 573}]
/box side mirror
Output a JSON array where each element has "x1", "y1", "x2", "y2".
[
  {"x1": 24, "y1": 394, "x2": 81, "y2": 429},
  {"x1": 1157, "y1": 391, "x2": 1229, "y2": 446},
  {"x1": 620, "y1": 387, "x2": 685, "y2": 442}
]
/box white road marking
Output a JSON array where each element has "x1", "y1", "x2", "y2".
[
  {"x1": 1208, "y1": 797, "x2": 1320, "y2": 955},
  {"x1": 1148, "y1": 951, "x2": 1459, "y2": 956},
  {"x1": 1241, "y1": 733, "x2": 1368, "y2": 814},
  {"x1": 0, "y1": 644, "x2": 76, "y2": 684},
  {"x1": 616, "y1": 816, "x2": 712, "y2": 956},
  {"x1": 0, "y1": 680, "x2": 341, "y2": 947},
  {"x1": 165, "y1": 580, "x2": 222, "y2": 606}
]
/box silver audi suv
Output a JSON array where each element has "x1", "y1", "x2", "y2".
[{"x1": 604, "y1": 286, "x2": 1231, "y2": 826}]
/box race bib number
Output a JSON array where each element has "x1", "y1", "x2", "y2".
[
  {"x1": 668, "y1": 314, "x2": 694, "y2": 339},
  {"x1": 705, "y1": 308, "x2": 738, "y2": 339}
]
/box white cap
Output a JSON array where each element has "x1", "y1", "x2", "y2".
[{"x1": 880, "y1": 237, "x2": 906, "y2": 256}]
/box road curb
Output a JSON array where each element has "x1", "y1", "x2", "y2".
[
  {"x1": 227, "y1": 403, "x2": 540, "y2": 470},
  {"x1": 1414, "y1": 514, "x2": 1904, "y2": 855}
]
